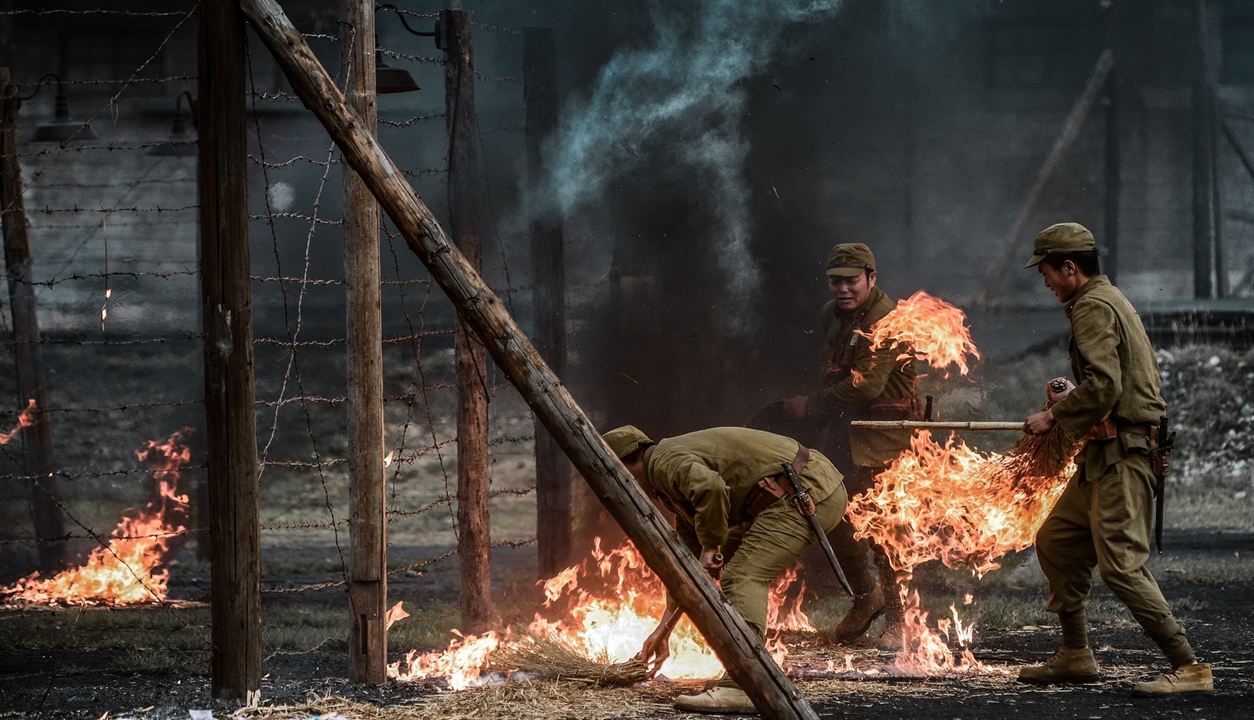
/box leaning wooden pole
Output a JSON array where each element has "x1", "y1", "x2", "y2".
[
  {"x1": 200, "y1": 0, "x2": 261, "y2": 702},
  {"x1": 0, "y1": 69, "x2": 66, "y2": 571},
  {"x1": 341, "y1": 0, "x2": 387, "y2": 684},
  {"x1": 441, "y1": 8, "x2": 494, "y2": 634},
  {"x1": 976, "y1": 50, "x2": 1113, "y2": 305},
  {"x1": 239, "y1": 2, "x2": 815, "y2": 716},
  {"x1": 523, "y1": 26, "x2": 573, "y2": 578}
]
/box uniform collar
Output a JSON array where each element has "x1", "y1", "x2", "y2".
[
  {"x1": 837, "y1": 286, "x2": 884, "y2": 325},
  {"x1": 1064, "y1": 275, "x2": 1109, "y2": 317}
]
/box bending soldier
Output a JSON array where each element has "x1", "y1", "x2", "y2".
[
  {"x1": 604, "y1": 425, "x2": 846, "y2": 714},
  {"x1": 756, "y1": 242, "x2": 917, "y2": 648},
  {"x1": 1018, "y1": 222, "x2": 1212, "y2": 696}
]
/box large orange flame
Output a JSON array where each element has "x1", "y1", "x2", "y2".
[
  {"x1": 0, "y1": 399, "x2": 36, "y2": 445},
  {"x1": 849, "y1": 430, "x2": 1074, "y2": 673},
  {"x1": 859, "y1": 291, "x2": 980, "y2": 377},
  {"x1": 1, "y1": 429, "x2": 193, "y2": 606},
  {"x1": 388, "y1": 538, "x2": 813, "y2": 689}
]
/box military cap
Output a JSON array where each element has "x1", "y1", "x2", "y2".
[
  {"x1": 826, "y1": 243, "x2": 876, "y2": 277},
  {"x1": 1024, "y1": 222, "x2": 1097, "y2": 268},
  {"x1": 603, "y1": 425, "x2": 653, "y2": 460}
]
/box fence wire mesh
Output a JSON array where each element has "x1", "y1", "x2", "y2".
[{"x1": 0, "y1": 3, "x2": 545, "y2": 695}]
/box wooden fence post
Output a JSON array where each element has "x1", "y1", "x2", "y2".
[
  {"x1": 523, "y1": 27, "x2": 572, "y2": 578},
  {"x1": 199, "y1": 0, "x2": 260, "y2": 702},
  {"x1": 0, "y1": 69, "x2": 66, "y2": 571},
  {"x1": 342, "y1": 0, "x2": 388, "y2": 684},
  {"x1": 238, "y1": 4, "x2": 817, "y2": 715},
  {"x1": 441, "y1": 9, "x2": 494, "y2": 633}
]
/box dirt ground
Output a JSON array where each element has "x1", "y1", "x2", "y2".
[{"x1": 2, "y1": 346, "x2": 1254, "y2": 718}]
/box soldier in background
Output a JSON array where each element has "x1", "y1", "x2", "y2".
[
  {"x1": 604, "y1": 424, "x2": 847, "y2": 714},
  {"x1": 1018, "y1": 222, "x2": 1212, "y2": 696},
  {"x1": 755, "y1": 242, "x2": 918, "y2": 649}
]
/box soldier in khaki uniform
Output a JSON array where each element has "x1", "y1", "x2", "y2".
[
  {"x1": 1018, "y1": 222, "x2": 1212, "y2": 696},
  {"x1": 763, "y1": 243, "x2": 918, "y2": 648},
  {"x1": 603, "y1": 424, "x2": 847, "y2": 714}
]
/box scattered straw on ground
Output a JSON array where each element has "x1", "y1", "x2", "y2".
[{"x1": 229, "y1": 681, "x2": 677, "y2": 720}]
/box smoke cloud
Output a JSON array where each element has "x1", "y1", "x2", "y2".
[{"x1": 543, "y1": 0, "x2": 844, "y2": 334}]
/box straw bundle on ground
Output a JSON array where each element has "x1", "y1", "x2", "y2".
[{"x1": 490, "y1": 633, "x2": 653, "y2": 687}]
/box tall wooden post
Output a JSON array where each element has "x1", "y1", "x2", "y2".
[
  {"x1": 342, "y1": 0, "x2": 387, "y2": 684},
  {"x1": 1103, "y1": 1, "x2": 1120, "y2": 283},
  {"x1": 239, "y1": 4, "x2": 820, "y2": 715},
  {"x1": 441, "y1": 8, "x2": 494, "y2": 633},
  {"x1": 199, "y1": 0, "x2": 260, "y2": 702},
  {"x1": 1193, "y1": 0, "x2": 1218, "y2": 298},
  {"x1": 523, "y1": 27, "x2": 572, "y2": 578},
  {"x1": 0, "y1": 69, "x2": 66, "y2": 571}
]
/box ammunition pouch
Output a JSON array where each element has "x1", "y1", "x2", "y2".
[
  {"x1": 1083, "y1": 415, "x2": 1151, "y2": 445},
  {"x1": 741, "y1": 446, "x2": 811, "y2": 521},
  {"x1": 741, "y1": 475, "x2": 787, "y2": 520}
]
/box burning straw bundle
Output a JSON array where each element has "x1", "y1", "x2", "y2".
[
  {"x1": 490, "y1": 632, "x2": 652, "y2": 687},
  {"x1": 1000, "y1": 424, "x2": 1082, "y2": 490}
]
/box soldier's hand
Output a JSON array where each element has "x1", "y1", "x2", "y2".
[
  {"x1": 784, "y1": 395, "x2": 808, "y2": 419},
  {"x1": 639, "y1": 623, "x2": 672, "y2": 675},
  {"x1": 1045, "y1": 377, "x2": 1076, "y2": 406},
  {"x1": 699, "y1": 547, "x2": 724, "y2": 579},
  {"x1": 1024, "y1": 408, "x2": 1056, "y2": 435}
]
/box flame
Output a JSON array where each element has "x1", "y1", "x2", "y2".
[
  {"x1": 859, "y1": 291, "x2": 980, "y2": 376},
  {"x1": 849, "y1": 430, "x2": 1074, "y2": 673},
  {"x1": 1, "y1": 429, "x2": 193, "y2": 606},
  {"x1": 0, "y1": 399, "x2": 36, "y2": 445},
  {"x1": 385, "y1": 600, "x2": 410, "y2": 630},
  {"x1": 389, "y1": 538, "x2": 812, "y2": 689}
]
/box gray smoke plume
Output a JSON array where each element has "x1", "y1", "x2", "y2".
[{"x1": 545, "y1": 0, "x2": 844, "y2": 334}]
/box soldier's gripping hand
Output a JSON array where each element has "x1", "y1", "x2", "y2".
[
  {"x1": 700, "y1": 547, "x2": 724, "y2": 580},
  {"x1": 639, "y1": 609, "x2": 677, "y2": 676},
  {"x1": 1024, "y1": 408, "x2": 1057, "y2": 435},
  {"x1": 1045, "y1": 377, "x2": 1076, "y2": 406}
]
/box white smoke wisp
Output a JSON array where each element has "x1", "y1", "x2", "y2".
[{"x1": 543, "y1": 0, "x2": 843, "y2": 334}]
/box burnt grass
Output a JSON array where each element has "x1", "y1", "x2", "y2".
[{"x1": 1, "y1": 345, "x2": 1254, "y2": 718}]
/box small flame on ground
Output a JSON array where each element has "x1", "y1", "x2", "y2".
[
  {"x1": 859, "y1": 291, "x2": 980, "y2": 377},
  {"x1": 0, "y1": 399, "x2": 36, "y2": 445},
  {"x1": 1, "y1": 429, "x2": 193, "y2": 606},
  {"x1": 389, "y1": 538, "x2": 813, "y2": 689}
]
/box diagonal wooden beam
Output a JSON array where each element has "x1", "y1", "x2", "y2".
[{"x1": 238, "y1": 0, "x2": 817, "y2": 717}]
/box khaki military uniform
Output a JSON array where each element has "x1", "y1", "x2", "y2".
[
  {"x1": 804, "y1": 287, "x2": 918, "y2": 599},
  {"x1": 1034, "y1": 275, "x2": 1194, "y2": 666},
  {"x1": 642, "y1": 426, "x2": 847, "y2": 636},
  {"x1": 808, "y1": 286, "x2": 919, "y2": 470}
]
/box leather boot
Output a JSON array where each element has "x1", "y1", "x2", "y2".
[
  {"x1": 1018, "y1": 646, "x2": 1100, "y2": 684},
  {"x1": 871, "y1": 569, "x2": 905, "y2": 650},
  {"x1": 674, "y1": 686, "x2": 757, "y2": 714},
  {"x1": 1132, "y1": 663, "x2": 1213, "y2": 697},
  {"x1": 830, "y1": 584, "x2": 884, "y2": 644}
]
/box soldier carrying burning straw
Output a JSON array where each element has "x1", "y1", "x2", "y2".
[{"x1": 1018, "y1": 222, "x2": 1212, "y2": 696}]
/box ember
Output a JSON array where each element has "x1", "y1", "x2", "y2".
[
  {"x1": 1, "y1": 429, "x2": 194, "y2": 606},
  {"x1": 0, "y1": 399, "x2": 36, "y2": 445}
]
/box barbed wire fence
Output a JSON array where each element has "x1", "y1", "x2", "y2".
[{"x1": 0, "y1": 1, "x2": 551, "y2": 695}]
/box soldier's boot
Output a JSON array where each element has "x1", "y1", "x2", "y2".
[
  {"x1": 872, "y1": 584, "x2": 905, "y2": 650},
  {"x1": 674, "y1": 686, "x2": 757, "y2": 714},
  {"x1": 1018, "y1": 647, "x2": 1101, "y2": 684},
  {"x1": 1132, "y1": 663, "x2": 1213, "y2": 697},
  {"x1": 830, "y1": 584, "x2": 884, "y2": 644}
]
